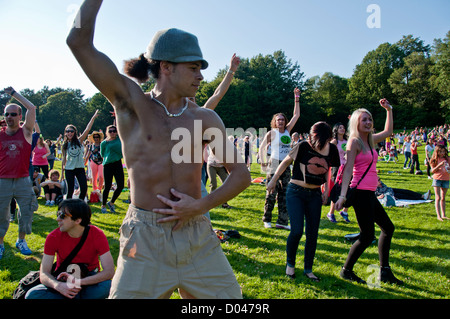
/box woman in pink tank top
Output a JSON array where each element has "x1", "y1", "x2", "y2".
[
  {"x1": 335, "y1": 99, "x2": 403, "y2": 285},
  {"x1": 32, "y1": 136, "x2": 50, "y2": 178}
]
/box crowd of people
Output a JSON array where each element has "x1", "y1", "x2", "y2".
[
  {"x1": 1, "y1": 0, "x2": 448, "y2": 300},
  {"x1": 0, "y1": 85, "x2": 123, "y2": 298}
]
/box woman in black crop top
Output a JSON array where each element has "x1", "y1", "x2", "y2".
[{"x1": 267, "y1": 122, "x2": 340, "y2": 282}]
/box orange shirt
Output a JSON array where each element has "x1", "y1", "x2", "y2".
[{"x1": 432, "y1": 157, "x2": 450, "y2": 181}]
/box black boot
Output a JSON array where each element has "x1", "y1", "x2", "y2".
[
  {"x1": 379, "y1": 266, "x2": 404, "y2": 285},
  {"x1": 340, "y1": 267, "x2": 366, "y2": 284}
]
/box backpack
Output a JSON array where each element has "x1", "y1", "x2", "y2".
[{"x1": 12, "y1": 271, "x2": 41, "y2": 299}]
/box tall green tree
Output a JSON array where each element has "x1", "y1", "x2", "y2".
[
  {"x1": 347, "y1": 42, "x2": 402, "y2": 107},
  {"x1": 304, "y1": 72, "x2": 350, "y2": 125},
  {"x1": 347, "y1": 35, "x2": 440, "y2": 129},
  {"x1": 38, "y1": 91, "x2": 87, "y2": 139},
  {"x1": 389, "y1": 52, "x2": 438, "y2": 107},
  {"x1": 430, "y1": 31, "x2": 450, "y2": 121},
  {"x1": 389, "y1": 52, "x2": 440, "y2": 126},
  {"x1": 197, "y1": 50, "x2": 304, "y2": 133},
  {"x1": 85, "y1": 92, "x2": 116, "y2": 131}
]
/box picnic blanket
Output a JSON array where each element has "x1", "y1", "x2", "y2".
[
  {"x1": 379, "y1": 197, "x2": 433, "y2": 207},
  {"x1": 393, "y1": 199, "x2": 433, "y2": 207}
]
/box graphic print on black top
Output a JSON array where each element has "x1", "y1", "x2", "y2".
[{"x1": 290, "y1": 141, "x2": 340, "y2": 186}]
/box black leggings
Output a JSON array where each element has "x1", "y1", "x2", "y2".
[
  {"x1": 344, "y1": 189, "x2": 395, "y2": 270},
  {"x1": 65, "y1": 168, "x2": 87, "y2": 200},
  {"x1": 103, "y1": 160, "x2": 124, "y2": 206},
  {"x1": 409, "y1": 154, "x2": 420, "y2": 173}
]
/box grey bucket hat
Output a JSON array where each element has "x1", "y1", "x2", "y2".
[{"x1": 144, "y1": 28, "x2": 208, "y2": 69}]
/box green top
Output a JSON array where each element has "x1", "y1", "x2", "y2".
[{"x1": 100, "y1": 138, "x2": 123, "y2": 165}]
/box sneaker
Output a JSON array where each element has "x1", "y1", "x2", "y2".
[
  {"x1": 0, "y1": 244, "x2": 4, "y2": 260},
  {"x1": 50, "y1": 201, "x2": 55, "y2": 206},
  {"x1": 275, "y1": 223, "x2": 291, "y2": 230},
  {"x1": 423, "y1": 190, "x2": 431, "y2": 200},
  {"x1": 340, "y1": 267, "x2": 366, "y2": 284},
  {"x1": 263, "y1": 222, "x2": 272, "y2": 229},
  {"x1": 107, "y1": 201, "x2": 116, "y2": 213},
  {"x1": 327, "y1": 213, "x2": 337, "y2": 223},
  {"x1": 339, "y1": 211, "x2": 350, "y2": 223},
  {"x1": 16, "y1": 239, "x2": 32, "y2": 255},
  {"x1": 45, "y1": 200, "x2": 51, "y2": 206},
  {"x1": 101, "y1": 206, "x2": 108, "y2": 214}
]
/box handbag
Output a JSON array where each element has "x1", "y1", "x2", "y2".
[
  {"x1": 89, "y1": 191, "x2": 100, "y2": 203},
  {"x1": 330, "y1": 142, "x2": 374, "y2": 208},
  {"x1": 12, "y1": 225, "x2": 90, "y2": 299}
]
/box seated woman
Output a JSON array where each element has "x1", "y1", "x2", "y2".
[{"x1": 41, "y1": 169, "x2": 63, "y2": 206}]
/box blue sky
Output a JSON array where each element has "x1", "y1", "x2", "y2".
[{"x1": 0, "y1": 0, "x2": 449, "y2": 98}]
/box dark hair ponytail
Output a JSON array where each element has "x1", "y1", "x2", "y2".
[
  {"x1": 309, "y1": 121, "x2": 332, "y2": 151},
  {"x1": 124, "y1": 54, "x2": 152, "y2": 83}
]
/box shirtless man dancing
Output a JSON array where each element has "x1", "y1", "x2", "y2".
[{"x1": 67, "y1": 0, "x2": 250, "y2": 299}]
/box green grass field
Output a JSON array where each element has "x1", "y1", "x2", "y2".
[{"x1": 0, "y1": 147, "x2": 449, "y2": 299}]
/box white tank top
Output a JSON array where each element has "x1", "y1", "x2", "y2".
[{"x1": 270, "y1": 129, "x2": 291, "y2": 161}]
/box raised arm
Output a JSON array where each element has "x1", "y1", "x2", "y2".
[
  {"x1": 66, "y1": 0, "x2": 133, "y2": 107},
  {"x1": 4, "y1": 87, "x2": 36, "y2": 136},
  {"x1": 203, "y1": 53, "x2": 240, "y2": 110},
  {"x1": 373, "y1": 98, "x2": 393, "y2": 144},
  {"x1": 286, "y1": 87, "x2": 301, "y2": 133},
  {"x1": 34, "y1": 121, "x2": 41, "y2": 134},
  {"x1": 79, "y1": 109, "x2": 99, "y2": 142}
]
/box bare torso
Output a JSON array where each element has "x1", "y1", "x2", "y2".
[{"x1": 115, "y1": 90, "x2": 215, "y2": 211}]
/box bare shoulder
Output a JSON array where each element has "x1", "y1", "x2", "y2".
[
  {"x1": 190, "y1": 102, "x2": 225, "y2": 128},
  {"x1": 347, "y1": 137, "x2": 362, "y2": 153}
]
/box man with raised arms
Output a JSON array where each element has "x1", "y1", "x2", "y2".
[{"x1": 67, "y1": 0, "x2": 250, "y2": 299}]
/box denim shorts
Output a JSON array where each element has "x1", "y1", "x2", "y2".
[{"x1": 432, "y1": 179, "x2": 449, "y2": 188}]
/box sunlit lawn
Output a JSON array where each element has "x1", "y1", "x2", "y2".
[{"x1": 0, "y1": 148, "x2": 449, "y2": 299}]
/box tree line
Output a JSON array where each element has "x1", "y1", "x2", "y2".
[{"x1": 1, "y1": 32, "x2": 449, "y2": 140}]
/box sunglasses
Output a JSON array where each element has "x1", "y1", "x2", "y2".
[
  {"x1": 65, "y1": 130, "x2": 75, "y2": 133},
  {"x1": 108, "y1": 130, "x2": 117, "y2": 133},
  {"x1": 4, "y1": 112, "x2": 18, "y2": 117},
  {"x1": 57, "y1": 210, "x2": 72, "y2": 219}
]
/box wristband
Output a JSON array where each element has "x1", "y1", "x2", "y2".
[
  {"x1": 10, "y1": 90, "x2": 16, "y2": 96},
  {"x1": 228, "y1": 69, "x2": 235, "y2": 75},
  {"x1": 338, "y1": 195, "x2": 346, "y2": 201},
  {"x1": 295, "y1": 95, "x2": 300, "y2": 98}
]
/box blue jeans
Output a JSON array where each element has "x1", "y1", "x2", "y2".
[
  {"x1": 25, "y1": 274, "x2": 111, "y2": 299},
  {"x1": 403, "y1": 151, "x2": 411, "y2": 168},
  {"x1": 286, "y1": 183, "x2": 322, "y2": 273}
]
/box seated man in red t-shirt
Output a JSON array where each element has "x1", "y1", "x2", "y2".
[{"x1": 26, "y1": 199, "x2": 115, "y2": 299}]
